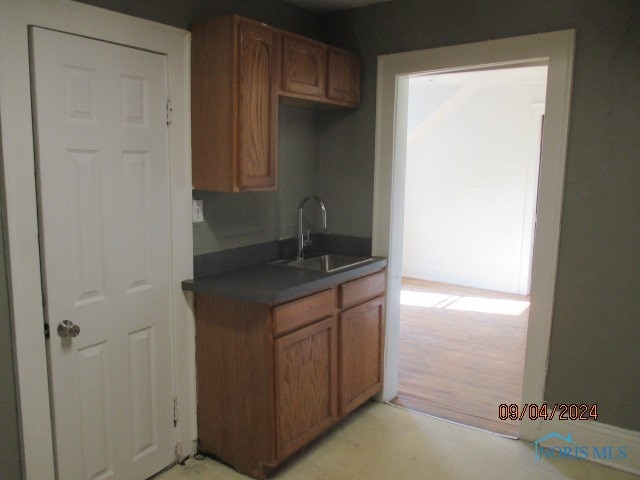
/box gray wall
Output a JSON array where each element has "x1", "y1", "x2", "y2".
[
  {"x1": 76, "y1": 0, "x2": 325, "y2": 38},
  {"x1": 321, "y1": 0, "x2": 640, "y2": 430},
  {"x1": 0, "y1": 137, "x2": 23, "y2": 478},
  {"x1": 74, "y1": 0, "x2": 640, "y2": 430},
  {"x1": 193, "y1": 104, "x2": 322, "y2": 254}
]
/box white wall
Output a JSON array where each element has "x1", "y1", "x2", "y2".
[{"x1": 402, "y1": 67, "x2": 547, "y2": 294}]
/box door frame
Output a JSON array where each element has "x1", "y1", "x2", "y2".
[
  {"x1": 372, "y1": 30, "x2": 575, "y2": 441},
  {"x1": 0, "y1": 1, "x2": 194, "y2": 478}
]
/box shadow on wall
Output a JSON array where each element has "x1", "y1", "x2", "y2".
[{"x1": 0, "y1": 188, "x2": 23, "y2": 478}]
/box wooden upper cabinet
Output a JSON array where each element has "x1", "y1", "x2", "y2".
[
  {"x1": 191, "y1": 15, "x2": 361, "y2": 192},
  {"x1": 327, "y1": 48, "x2": 361, "y2": 106},
  {"x1": 191, "y1": 16, "x2": 278, "y2": 192},
  {"x1": 280, "y1": 37, "x2": 361, "y2": 108},
  {"x1": 281, "y1": 34, "x2": 326, "y2": 99}
]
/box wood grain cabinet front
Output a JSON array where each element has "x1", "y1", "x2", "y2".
[
  {"x1": 340, "y1": 296, "x2": 385, "y2": 415},
  {"x1": 194, "y1": 269, "x2": 385, "y2": 479},
  {"x1": 341, "y1": 270, "x2": 386, "y2": 310},
  {"x1": 280, "y1": 36, "x2": 361, "y2": 108},
  {"x1": 191, "y1": 16, "x2": 278, "y2": 192},
  {"x1": 274, "y1": 316, "x2": 339, "y2": 460},
  {"x1": 281, "y1": 34, "x2": 326, "y2": 99},
  {"x1": 237, "y1": 21, "x2": 278, "y2": 190},
  {"x1": 327, "y1": 48, "x2": 361, "y2": 106},
  {"x1": 272, "y1": 289, "x2": 334, "y2": 336}
]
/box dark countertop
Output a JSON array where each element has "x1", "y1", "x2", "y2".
[{"x1": 182, "y1": 256, "x2": 387, "y2": 305}]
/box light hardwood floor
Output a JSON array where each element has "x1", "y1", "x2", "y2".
[{"x1": 392, "y1": 278, "x2": 529, "y2": 436}]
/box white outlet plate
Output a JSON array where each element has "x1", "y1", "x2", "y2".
[{"x1": 192, "y1": 199, "x2": 204, "y2": 223}]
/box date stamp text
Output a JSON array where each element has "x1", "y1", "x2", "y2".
[{"x1": 498, "y1": 403, "x2": 598, "y2": 421}]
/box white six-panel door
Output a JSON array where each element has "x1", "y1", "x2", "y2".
[{"x1": 31, "y1": 27, "x2": 175, "y2": 480}]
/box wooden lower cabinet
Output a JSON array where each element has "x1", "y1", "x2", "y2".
[
  {"x1": 194, "y1": 295, "x2": 277, "y2": 479},
  {"x1": 194, "y1": 269, "x2": 385, "y2": 479}
]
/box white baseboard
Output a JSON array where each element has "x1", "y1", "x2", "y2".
[
  {"x1": 401, "y1": 262, "x2": 523, "y2": 295},
  {"x1": 523, "y1": 417, "x2": 640, "y2": 475}
]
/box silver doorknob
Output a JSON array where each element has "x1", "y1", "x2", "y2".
[{"x1": 57, "y1": 320, "x2": 80, "y2": 338}]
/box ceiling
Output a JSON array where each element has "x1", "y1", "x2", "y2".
[{"x1": 286, "y1": 0, "x2": 392, "y2": 13}]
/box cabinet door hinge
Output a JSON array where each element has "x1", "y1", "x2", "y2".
[
  {"x1": 173, "y1": 396, "x2": 178, "y2": 427},
  {"x1": 166, "y1": 99, "x2": 172, "y2": 125}
]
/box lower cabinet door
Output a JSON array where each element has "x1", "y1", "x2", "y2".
[
  {"x1": 340, "y1": 296, "x2": 385, "y2": 415},
  {"x1": 274, "y1": 316, "x2": 338, "y2": 460}
]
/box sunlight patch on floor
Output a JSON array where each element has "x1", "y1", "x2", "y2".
[{"x1": 400, "y1": 289, "x2": 530, "y2": 315}]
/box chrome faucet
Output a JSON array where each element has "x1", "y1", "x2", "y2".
[{"x1": 297, "y1": 196, "x2": 327, "y2": 260}]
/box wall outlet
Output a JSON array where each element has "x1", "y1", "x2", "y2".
[{"x1": 192, "y1": 199, "x2": 204, "y2": 223}]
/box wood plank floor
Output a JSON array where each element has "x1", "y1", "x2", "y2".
[{"x1": 391, "y1": 278, "x2": 529, "y2": 437}]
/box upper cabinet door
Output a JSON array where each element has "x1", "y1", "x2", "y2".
[
  {"x1": 191, "y1": 16, "x2": 279, "y2": 192},
  {"x1": 281, "y1": 35, "x2": 326, "y2": 98},
  {"x1": 237, "y1": 21, "x2": 278, "y2": 190},
  {"x1": 327, "y1": 48, "x2": 361, "y2": 106}
]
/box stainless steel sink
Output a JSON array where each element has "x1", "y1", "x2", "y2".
[{"x1": 271, "y1": 254, "x2": 373, "y2": 273}]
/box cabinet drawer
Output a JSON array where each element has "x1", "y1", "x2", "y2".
[
  {"x1": 340, "y1": 271, "x2": 385, "y2": 310},
  {"x1": 273, "y1": 289, "x2": 335, "y2": 336}
]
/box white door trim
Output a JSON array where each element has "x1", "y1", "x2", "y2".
[
  {"x1": 372, "y1": 30, "x2": 575, "y2": 441},
  {"x1": 0, "y1": 1, "x2": 194, "y2": 478}
]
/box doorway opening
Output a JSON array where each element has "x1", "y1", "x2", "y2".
[
  {"x1": 372, "y1": 30, "x2": 575, "y2": 442},
  {"x1": 391, "y1": 66, "x2": 547, "y2": 436}
]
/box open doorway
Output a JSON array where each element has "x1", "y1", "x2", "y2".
[
  {"x1": 392, "y1": 66, "x2": 547, "y2": 435},
  {"x1": 372, "y1": 30, "x2": 575, "y2": 442}
]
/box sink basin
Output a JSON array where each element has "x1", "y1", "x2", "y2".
[{"x1": 271, "y1": 254, "x2": 373, "y2": 273}]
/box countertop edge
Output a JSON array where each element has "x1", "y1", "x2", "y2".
[{"x1": 182, "y1": 257, "x2": 387, "y2": 305}]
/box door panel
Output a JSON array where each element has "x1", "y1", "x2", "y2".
[
  {"x1": 77, "y1": 342, "x2": 112, "y2": 478},
  {"x1": 31, "y1": 27, "x2": 174, "y2": 480}
]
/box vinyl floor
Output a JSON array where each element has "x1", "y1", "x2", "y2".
[{"x1": 157, "y1": 402, "x2": 639, "y2": 480}]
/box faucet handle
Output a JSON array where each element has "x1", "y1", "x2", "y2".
[{"x1": 303, "y1": 229, "x2": 313, "y2": 247}]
